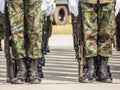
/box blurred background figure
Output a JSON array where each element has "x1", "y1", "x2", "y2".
[
  {"x1": 38, "y1": 0, "x2": 56, "y2": 78},
  {"x1": 0, "y1": 12, "x2": 4, "y2": 51}
]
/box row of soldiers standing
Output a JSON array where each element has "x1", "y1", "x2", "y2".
[
  {"x1": 0, "y1": 0, "x2": 54, "y2": 84},
  {"x1": 0, "y1": 0, "x2": 120, "y2": 84}
]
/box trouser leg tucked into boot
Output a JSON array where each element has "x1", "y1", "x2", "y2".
[
  {"x1": 38, "y1": 59, "x2": 44, "y2": 78},
  {"x1": 11, "y1": 59, "x2": 26, "y2": 84},
  {"x1": 44, "y1": 40, "x2": 50, "y2": 53},
  {"x1": 0, "y1": 41, "x2": 3, "y2": 51},
  {"x1": 81, "y1": 57, "x2": 95, "y2": 83},
  {"x1": 25, "y1": 58, "x2": 32, "y2": 82},
  {"x1": 40, "y1": 56, "x2": 45, "y2": 66},
  {"x1": 29, "y1": 59, "x2": 41, "y2": 84},
  {"x1": 45, "y1": 45, "x2": 50, "y2": 53},
  {"x1": 94, "y1": 56, "x2": 100, "y2": 80},
  {"x1": 97, "y1": 56, "x2": 112, "y2": 83}
]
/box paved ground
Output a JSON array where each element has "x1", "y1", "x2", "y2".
[{"x1": 0, "y1": 35, "x2": 120, "y2": 90}]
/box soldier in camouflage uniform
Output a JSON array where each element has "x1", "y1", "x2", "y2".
[
  {"x1": 78, "y1": 0, "x2": 115, "y2": 83},
  {"x1": 69, "y1": 0, "x2": 116, "y2": 83},
  {"x1": 37, "y1": 0, "x2": 55, "y2": 78},
  {"x1": 42, "y1": 16, "x2": 52, "y2": 55},
  {"x1": 8, "y1": 0, "x2": 43, "y2": 84},
  {"x1": 0, "y1": 12, "x2": 4, "y2": 51},
  {"x1": 38, "y1": 15, "x2": 52, "y2": 78},
  {"x1": 41, "y1": 16, "x2": 52, "y2": 65}
]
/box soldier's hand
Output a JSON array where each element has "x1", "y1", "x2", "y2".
[
  {"x1": 68, "y1": 0, "x2": 79, "y2": 17},
  {"x1": 115, "y1": 0, "x2": 120, "y2": 16},
  {"x1": 45, "y1": 3, "x2": 56, "y2": 16},
  {"x1": 0, "y1": 0, "x2": 5, "y2": 14},
  {"x1": 41, "y1": 0, "x2": 56, "y2": 16}
]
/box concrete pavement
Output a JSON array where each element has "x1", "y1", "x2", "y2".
[{"x1": 0, "y1": 35, "x2": 120, "y2": 90}]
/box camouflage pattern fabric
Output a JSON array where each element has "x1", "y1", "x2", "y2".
[
  {"x1": 8, "y1": 0, "x2": 43, "y2": 59},
  {"x1": 0, "y1": 12, "x2": 4, "y2": 47},
  {"x1": 81, "y1": 2, "x2": 115, "y2": 57},
  {"x1": 111, "y1": 10, "x2": 116, "y2": 47},
  {"x1": 42, "y1": 16, "x2": 52, "y2": 52},
  {"x1": 80, "y1": 0, "x2": 115, "y2": 4}
]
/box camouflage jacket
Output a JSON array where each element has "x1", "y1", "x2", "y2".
[{"x1": 80, "y1": 0, "x2": 115, "y2": 4}]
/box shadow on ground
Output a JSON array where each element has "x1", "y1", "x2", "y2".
[
  {"x1": 0, "y1": 47, "x2": 120, "y2": 84},
  {"x1": 43, "y1": 47, "x2": 120, "y2": 83}
]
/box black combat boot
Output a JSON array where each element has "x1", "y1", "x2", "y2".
[
  {"x1": 97, "y1": 56, "x2": 112, "y2": 83},
  {"x1": 38, "y1": 59, "x2": 44, "y2": 78},
  {"x1": 0, "y1": 47, "x2": 3, "y2": 51},
  {"x1": 29, "y1": 59, "x2": 41, "y2": 84},
  {"x1": 0, "y1": 41, "x2": 3, "y2": 51},
  {"x1": 94, "y1": 56, "x2": 99, "y2": 80},
  {"x1": 80, "y1": 57, "x2": 95, "y2": 83},
  {"x1": 40, "y1": 56, "x2": 45, "y2": 66},
  {"x1": 25, "y1": 58, "x2": 32, "y2": 82},
  {"x1": 11, "y1": 59, "x2": 26, "y2": 84},
  {"x1": 45, "y1": 45, "x2": 50, "y2": 53},
  {"x1": 44, "y1": 40, "x2": 50, "y2": 54}
]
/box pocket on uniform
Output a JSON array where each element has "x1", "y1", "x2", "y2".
[
  {"x1": 102, "y1": 3, "x2": 115, "y2": 11},
  {"x1": 81, "y1": 3, "x2": 94, "y2": 12}
]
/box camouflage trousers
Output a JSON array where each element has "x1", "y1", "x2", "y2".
[
  {"x1": 42, "y1": 16, "x2": 52, "y2": 52},
  {"x1": 0, "y1": 12, "x2": 4, "y2": 46},
  {"x1": 8, "y1": 0, "x2": 43, "y2": 59},
  {"x1": 81, "y1": 2, "x2": 115, "y2": 57}
]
